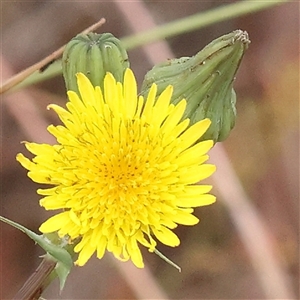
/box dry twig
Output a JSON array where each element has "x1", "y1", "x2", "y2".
[{"x1": 0, "y1": 18, "x2": 106, "y2": 95}]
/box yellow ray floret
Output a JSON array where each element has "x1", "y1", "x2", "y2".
[{"x1": 16, "y1": 68, "x2": 216, "y2": 268}]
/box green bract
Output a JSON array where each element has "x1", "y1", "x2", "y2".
[
  {"x1": 141, "y1": 30, "x2": 250, "y2": 142},
  {"x1": 62, "y1": 33, "x2": 129, "y2": 93},
  {"x1": 0, "y1": 216, "x2": 75, "y2": 291}
]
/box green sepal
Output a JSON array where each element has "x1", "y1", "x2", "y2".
[{"x1": 0, "y1": 216, "x2": 74, "y2": 291}]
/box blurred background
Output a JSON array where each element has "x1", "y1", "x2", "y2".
[{"x1": 1, "y1": 1, "x2": 299, "y2": 299}]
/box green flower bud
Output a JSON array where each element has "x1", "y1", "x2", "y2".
[
  {"x1": 62, "y1": 33, "x2": 129, "y2": 93},
  {"x1": 141, "y1": 30, "x2": 250, "y2": 142}
]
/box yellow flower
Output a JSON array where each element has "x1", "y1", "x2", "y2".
[{"x1": 17, "y1": 69, "x2": 216, "y2": 268}]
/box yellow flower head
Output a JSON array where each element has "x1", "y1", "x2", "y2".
[{"x1": 17, "y1": 69, "x2": 216, "y2": 268}]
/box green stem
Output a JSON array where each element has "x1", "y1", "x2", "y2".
[{"x1": 121, "y1": 0, "x2": 289, "y2": 50}]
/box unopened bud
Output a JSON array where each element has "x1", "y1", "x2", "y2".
[
  {"x1": 62, "y1": 33, "x2": 129, "y2": 93},
  {"x1": 141, "y1": 30, "x2": 250, "y2": 142}
]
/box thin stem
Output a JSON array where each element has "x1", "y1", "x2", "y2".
[
  {"x1": 121, "y1": 0, "x2": 289, "y2": 49},
  {"x1": 0, "y1": 18, "x2": 106, "y2": 95},
  {"x1": 13, "y1": 256, "x2": 57, "y2": 300},
  {"x1": 154, "y1": 249, "x2": 181, "y2": 272}
]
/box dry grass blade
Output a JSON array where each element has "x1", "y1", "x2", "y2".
[{"x1": 0, "y1": 18, "x2": 106, "y2": 95}]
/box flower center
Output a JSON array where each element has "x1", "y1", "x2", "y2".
[{"x1": 97, "y1": 119, "x2": 159, "y2": 205}]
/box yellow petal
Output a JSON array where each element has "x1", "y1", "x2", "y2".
[
  {"x1": 39, "y1": 211, "x2": 69, "y2": 233},
  {"x1": 152, "y1": 85, "x2": 173, "y2": 127},
  {"x1": 142, "y1": 83, "x2": 157, "y2": 122},
  {"x1": 39, "y1": 195, "x2": 66, "y2": 210},
  {"x1": 124, "y1": 236, "x2": 144, "y2": 267},
  {"x1": 16, "y1": 153, "x2": 35, "y2": 171},
  {"x1": 175, "y1": 140, "x2": 213, "y2": 166},
  {"x1": 161, "y1": 100, "x2": 186, "y2": 135},
  {"x1": 96, "y1": 236, "x2": 108, "y2": 259},
  {"x1": 75, "y1": 241, "x2": 96, "y2": 266},
  {"x1": 179, "y1": 164, "x2": 216, "y2": 184},
  {"x1": 179, "y1": 118, "x2": 211, "y2": 149},
  {"x1": 175, "y1": 191, "x2": 216, "y2": 207},
  {"x1": 123, "y1": 69, "x2": 138, "y2": 118},
  {"x1": 152, "y1": 227, "x2": 180, "y2": 247},
  {"x1": 76, "y1": 73, "x2": 96, "y2": 107},
  {"x1": 172, "y1": 210, "x2": 199, "y2": 225}
]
